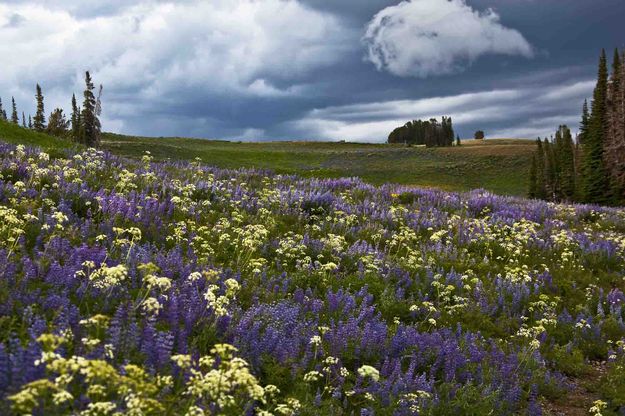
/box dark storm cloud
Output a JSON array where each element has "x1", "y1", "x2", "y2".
[{"x1": 0, "y1": 0, "x2": 623, "y2": 141}]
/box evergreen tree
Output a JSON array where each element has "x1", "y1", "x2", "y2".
[
  {"x1": 70, "y1": 93, "x2": 81, "y2": 142},
  {"x1": 535, "y1": 139, "x2": 547, "y2": 200},
  {"x1": 33, "y1": 84, "x2": 46, "y2": 131},
  {"x1": 11, "y1": 97, "x2": 19, "y2": 124},
  {"x1": 47, "y1": 108, "x2": 69, "y2": 138},
  {"x1": 606, "y1": 49, "x2": 625, "y2": 203},
  {"x1": 388, "y1": 116, "x2": 454, "y2": 147},
  {"x1": 0, "y1": 98, "x2": 6, "y2": 121},
  {"x1": 22, "y1": 112, "x2": 26, "y2": 128},
  {"x1": 456, "y1": 135, "x2": 461, "y2": 146},
  {"x1": 579, "y1": 100, "x2": 590, "y2": 145},
  {"x1": 80, "y1": 72, "x2": 102, "y2": 147},
  {"x1": 544, "y1": 137, "x2": 558, "y2": 199},
  {"x1": 28, "y1": 115, "x2": 32, "y2": 129},
  {"x1": 582, "y1": 50, "x2": 611, "y2": 204},
  {"x1": 556, "y1": 125, "x2": 576, "y2": 200}
]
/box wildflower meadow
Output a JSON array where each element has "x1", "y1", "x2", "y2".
[{"x1": 1, "y1": 142, "x2": 625, "y2": 415}]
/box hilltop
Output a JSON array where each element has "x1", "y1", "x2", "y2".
[{"x1": 0, "y1": 120, "x2": 535, "y2": 196}]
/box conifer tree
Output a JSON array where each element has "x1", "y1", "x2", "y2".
[
  {"x1": 33, "y1": 84, "x2": 46, "y2": 132},
  {"x1": 582, "y1": 50, "x2": 611, "y2": 204},
  {"x1": 22, "y1": 112, "x2": 26, "y2": 128},
  {"x1": 0, "y1": 97, "x2": 6, "y2": 121},
  {"x1": 544, "y1": 137, "x2": 558, "y2": 199},
  {"x1": 28, "y1": 115, "x2": 32, "y2": 129},
  {"x1": 80, "y1": 72, "x2": 102, "y2": 147},
  {"x1": 456, "y1": 135, "x2": 461, "y2": 146},
  {"x1": 535, "y1": 139, "x2": 547, "y2": 200},
  {"x1": 71, "y1": 93, "x2": 81, "y2": 142},
  {"x1": 47, "y1": 108, "x2": 69, "y2": 137},
  {"x1": 579, "y1": 100, "x2": 590, "y2": 145},
  {"x1": 11, "y1": 97, "x2": 19, "y2": 124},
  {"x1": 606, "y1": 49, "x2": 625, "y2": 203},
  {"x1": 556, "y1": 125, "x2": 576, "y2": 200}
]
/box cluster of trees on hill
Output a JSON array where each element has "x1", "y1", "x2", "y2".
[
  {"x1": 388, "y1": 116, "x2": 456, "y2": 147},
  {"x1": 528, "y1": 126, "x2": 577, "y2": 201},
  {"x1": 0, "y1": 71, "x2": 103, "y2": 147},
  {"x1": 529, "y1": 49, "x2": 625, "y2": 205}
]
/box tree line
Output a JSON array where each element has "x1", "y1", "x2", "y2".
[
  {"x1": 388, "y1": 116, "x2": 456, "y2": 147},
  {"x1": 529, "y1": 49, "x2": 625, "y2": 206},
  {"x1": 0, "y1": 71, "x2": 103, "y2": 147}
]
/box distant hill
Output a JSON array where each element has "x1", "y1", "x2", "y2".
[{"x1": 0, "y1": 121, "x2": 535, "y2": 196}]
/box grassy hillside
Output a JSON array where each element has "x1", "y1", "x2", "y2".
[
  {"x1": 0, "y1": 120, "x2": 81, "y2": 156},
  {"x1": 102, "y1": 133, "x2": 535, "y2": 196},
  {"x1": 0, "y1": 121, "x2": 535, "y2": 196}
]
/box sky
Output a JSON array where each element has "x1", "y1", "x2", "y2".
[{"x1": 0, "y1": 0, "x2": 623, "y2": 142}]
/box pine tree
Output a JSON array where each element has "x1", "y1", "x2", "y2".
[
  {"x1": 606, "y1": 49, "x2": 625, "y2": 203},
  {"x1": 70, "y1": 93, "x2": 81, "y2": 142},
  {"x1": 22, "y1": 112, "x2": 26, "y2": 128},
  {"x1": 579, "y1": 100, "x2": 590, "y2": 145},
  {"x1": 544, "y1": 137, "x2": 558, "y2": 199},
  {"x1": 0, "y1": 98, "x2": 5, "y2": 121},
  {"x1": 456, "y1": 135, "x2": 461, "y2": 146},
  {"x1": 47, "y1": 108, "x2": 69, "y2": 137},
  {"x1": 28, "y1": 115, "x2": 32, "y2": 129},
  {"x1": 33, "y1": 84, "x2": 46, "y2": 131},
  {"x1": 11, "y1": 97, "x2": 19, "y2": 124},
  {"x1": 535, "y1": 139, "x2": 547, "y2": 200},
  {"x1": 556, "y1": 125, "x2": 576, "y2": 200},
  {"x1": 80, "y1": 72, "x2": 102, "y2": 147},
  {"x1": 582, "y1": 50, "x2": 611, "y2": 204}
]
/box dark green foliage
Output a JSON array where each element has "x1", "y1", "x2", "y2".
[
  {"x1": 605, "y1": 49, "x2": 625, "y2": 204},
  {"x1": 529, "y1": 128, "x2": 577, "y2": 202},
  {"x1": 456, "y1": 135, "x2": 461, "y2": 146},
  {"x1": 33, "y1": 84, "x2": 46, "y2": 132},
  {"x1": 46, "y1": 108, "x2": 69, "y2": 138},
  {"x1": 11, "y1": 97, "x2": 18, "y2": 124},
  {"x1": 474, "y1": 130, "x2": 485, "y2": 140},
  {"x1": 28, "y1": 115, "x2": 32, "y2": 129},
  {"x1": 71, "y1": 93, "x2": 81, "y2": 142},
  {"x1": 582, "y1": 50, "x2": 611, "y2": 204},
  {"x1": 544, "y1": 137, "x2": 557, "y2": 198},
  {"x1": 80, "y1": 71, "x2": 102, "y2": 147},
  {"x1": 22, "y1": 112, "x2": 26, "y2": 128},
  {"x1": 579, "y1": 99, "x2": 590, "y2": 145},
  {"x1": 533, "y1": 49, "x2": 625, "y2": 206},
  {"x1": 556, "y1": 125, "x2": 576, "y2": 200},
  {"x1": 388, "y1": 116, "x2": 454, "y2": 147}
]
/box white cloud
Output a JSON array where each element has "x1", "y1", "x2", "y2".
[
  {"x1": 290, "y1": 78, "x2": 594, "y2": 141},
  {"x1": 362, "y1": 0, "x2": 533, "y2": 77},
  {"x1": 0, "y1": 1, "x2": 350, "y2": 130}
]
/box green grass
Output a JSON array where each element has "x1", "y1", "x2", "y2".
[
  {"x1": 0, "y1": 120, "x2": 536, "y2": 196},
  {"x1": 0, "y1": 120, "x2": 81, "y2": 157},
  {"x1": 101, "y1": 133, "x2": 535, "y2": 196}
]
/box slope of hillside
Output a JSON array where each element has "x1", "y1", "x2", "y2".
[
  {"x1": 0, "y1": 120, "x2": 80, "y2": 156},
  {"x1": 0, "y1": 121, "x2": 535, "y2": 196},
  {"x1": 102, "y1": 133, "x2": 535, "y2": 196}
]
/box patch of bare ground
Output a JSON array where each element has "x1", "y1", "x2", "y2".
[{"x1": 543, "y1": 362, "x2": 607, "y2": 415}]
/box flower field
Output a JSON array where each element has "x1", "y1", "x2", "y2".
[{"x1": 1, "y1": 142, "x2": 625, "y2": 415}]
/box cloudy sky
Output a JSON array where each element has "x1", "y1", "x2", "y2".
[{"x1": 0, "y1": 0, "x2": 623, "y2": 142}]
